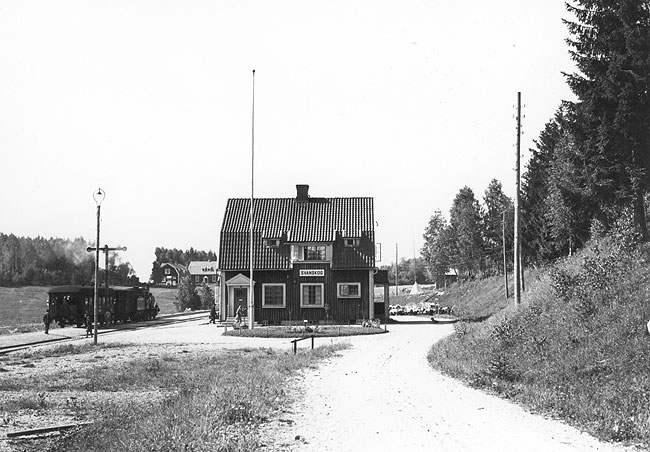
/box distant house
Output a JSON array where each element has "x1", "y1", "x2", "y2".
[
  {"x1": 435, "y1": 269, "x2": 458, "y2": 290},
  {"x1": 160, "y1": 263, "x2": 186, "y2": 286},
  {"x1": 218, "y1": 184, "x2": 382, "y2": 323},
  {"x1": 188, "y1": 261, "x2": 218, "y2": 285}
]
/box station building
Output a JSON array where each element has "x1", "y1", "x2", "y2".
[{"x1": 218, "y1": 184, "x2": 384, "y2": 324}]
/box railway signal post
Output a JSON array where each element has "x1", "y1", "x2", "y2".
[
  {"x1": 90, "y1": 189, "x2": 105, "y2": 345},
  {"x1": 86, "y1": 244, "x2": 127, "y2": 343}
]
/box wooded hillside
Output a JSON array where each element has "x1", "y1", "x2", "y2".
[{"x1": 0, "y1": 233, "x2": 135, "y2": 286}]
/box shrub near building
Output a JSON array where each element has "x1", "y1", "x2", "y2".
[
  {"x1": 429, "y1": 226, "x2": 650, "y2": 447},
  {"x1": 174, "y1": 276, "x2": 201, "y2": 311}
]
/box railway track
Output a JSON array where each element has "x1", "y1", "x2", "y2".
[{"x1": 0, "y1": 311, "x2": 209, "y2": 355}]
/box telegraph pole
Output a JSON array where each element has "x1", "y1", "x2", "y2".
[
  {"x1": 91, "y1": 189, "x2": 105, "y2": 345},
  {"x1": 514, "y1": 92, "x2": 522, "y2": 306},
  {"x1": 502, "y1": 210, "x2": 509, "y2": 301}
]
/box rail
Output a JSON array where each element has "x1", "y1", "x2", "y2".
[
  {"x1": 0, "y1": 312, "x2": 209, "y2": 355},
  {"x1": 290, "y1": 335, "x2": 315, "y2": 354}
]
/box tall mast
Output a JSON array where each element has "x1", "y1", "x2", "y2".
[{"x1": 249, "y1": 70, "x2": 255, "y2": 329}]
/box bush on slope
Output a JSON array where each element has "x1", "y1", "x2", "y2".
[{"x1": 429, "y1": 225, "x2": 650, "y2": 446}]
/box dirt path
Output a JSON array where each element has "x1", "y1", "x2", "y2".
[
  {"x1": 2, "y1": 317, "x2": 642, "y2": 452},
  {"x1": 262, "y1": 317, "x2": 640, "y2": 452}
]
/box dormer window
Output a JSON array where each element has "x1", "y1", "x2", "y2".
[
  {"x1": 291, "y1": 244, "x2": 328, "y2": 262},
  {"x1": 344, "y1": 238, "x2": 360, "y2": 247},
  {"x1": 265, "y1": 239, "x2": 281, "y2": 248}
]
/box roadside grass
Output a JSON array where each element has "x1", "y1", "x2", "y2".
[
  {"x1": 2, "y1": 342, "x2": 350, "y2": 452},
  {"x1": 435, "y1": 268, "x2": 542, "y2": 321},
  {"x1": 18, "y1": 342, "x2": 124, "y2": 359},
  {"x1": 223, "y1": 325, "x2": 386, "y2": 338},
  {"x1": 428, "y1": 231, "x2": 650, "y2": 448}
]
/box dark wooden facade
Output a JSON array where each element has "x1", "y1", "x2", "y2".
[
  {"x1": 222, "y1": 265, "x2": 372, "y2": 324},
  {"x1": 160, "y1": 263, "x2": 185, "y2": 286},
  {"x1": 218, "y1": 185, "x2": 377, "y2": 324}
]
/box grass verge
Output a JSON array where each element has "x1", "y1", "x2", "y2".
[
  {"x1": 428, "y1": 230, "x2": 650, "y2": 448},
  {"x1": 2, "y1": 342, "x2": 350, "y2": 451}
]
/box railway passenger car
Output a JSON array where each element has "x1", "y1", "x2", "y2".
[{"x1": 47, "y1": 285, "x2": 159, "y2": 328}]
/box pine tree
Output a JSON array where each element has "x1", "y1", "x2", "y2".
[
  {"x1": 449, "y1": 187, "x2": 485, "y2": 278},
  {"x1": 482, "y1": 179, "x2": 513, "y2": 272},
  {"x1": 421, "y1": 210, "x2": 451, "y2": 281},
  {"x1": 564, "y1": 0, "x2": 650, "y2": 239},
  {"x1": 522, "y1": 108, "x2": 568, "y2": 262}
]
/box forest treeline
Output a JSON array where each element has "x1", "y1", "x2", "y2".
[
  {"x1": 0, "y1": 233, "x2": 136, "y2": 286},
  {"x1": 0, "y1": 235, "x2": 217, "y2": 287},
  {"x1": 422, "y1": 1, "x2": 650, "y2": 280}
]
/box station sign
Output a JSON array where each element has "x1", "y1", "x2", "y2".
[{"x1": 299, "y1": 269, "x2": 325, "y2": 277}]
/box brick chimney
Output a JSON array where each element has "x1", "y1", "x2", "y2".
[{"x1": 296, "y1": 184, "x2": 309, "y2": 202}]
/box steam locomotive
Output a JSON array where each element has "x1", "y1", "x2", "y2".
[{"x1": 47, "y1": 285, "x2": 159, "y2": 328}]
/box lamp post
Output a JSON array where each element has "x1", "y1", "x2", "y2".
[{"x1": 92, "y1": 188, "x2": 105, "y2": 345}]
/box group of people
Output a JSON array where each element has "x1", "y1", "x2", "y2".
[
  {"x1": 44, "y1": 303, "x2": 223, "y2": 334},
  {"x1": 42, "y1": 310, "x2": 113, "y2": 337},
  {"x1": 85, "y1": 312, "x2": 113, "y2": 337}
]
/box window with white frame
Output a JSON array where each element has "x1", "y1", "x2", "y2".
[
  {"x1": 300, "y1": 283, "x2": 324, "y2": 307},
  {"x1": 262, "y1": 284, "x2": 286, "y2": 308},
  {"x1": 291, "y1": 245, "x2": 327, "y2": 261},
  {"x1": 165, "y1": 268, "x2": 170, "y2": 275},
  {"x1": 337, "y1": 282, "x2": 361, "y2": 298},
  {"x1": 195, "y1": 276, "x2": 200, "y2": 283},
  {"x1": 344, "y1": 238, "x2": 360, "y2": 247},
  {"x1": 265, "y1": 239, "x2": 281, "y2": 248}
]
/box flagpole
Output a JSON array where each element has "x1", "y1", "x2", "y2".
[{"x1": 249, "y1": 69, "x2": 255, "y2": 329}]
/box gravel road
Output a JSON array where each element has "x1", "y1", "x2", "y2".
[
  {"x1": 2, "y1": 316, "x2": 642, "y2": 452},
  {"x1": 261, "y1": 316, "x2": 641, "y2": 452}
]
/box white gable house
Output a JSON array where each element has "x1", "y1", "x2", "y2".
[{"x1": 188, "y1": 261, "x2": 218, "y2": 285}]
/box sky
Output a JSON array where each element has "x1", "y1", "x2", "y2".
[{"x1": 0, "y1": 0, "x2": 576, "y2": 280}]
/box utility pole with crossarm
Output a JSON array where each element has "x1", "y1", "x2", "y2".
[{"x1": 86, "y1": 244, "x2": 127, "y2": 343}]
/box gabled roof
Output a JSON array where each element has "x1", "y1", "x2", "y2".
[
  {"x1": 219, "y1": 196, "x2": 374, "y2": 270},
  {"x1": 187, "y1": 261, "x2": 217, "y2": 275},
  {"x1": 161, "y1": 263, "x2": 187, "y2": 274}
]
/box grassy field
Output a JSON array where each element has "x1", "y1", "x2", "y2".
[
  {"x1": 1, "y1": 341, "x2": 349, "y2": 451},
  {"x1": 0, "y1": 286, "x2": 180, "y2": 334},
  {"x1": 428, "y1": 231, "x2": 650, "y2": 448}
]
